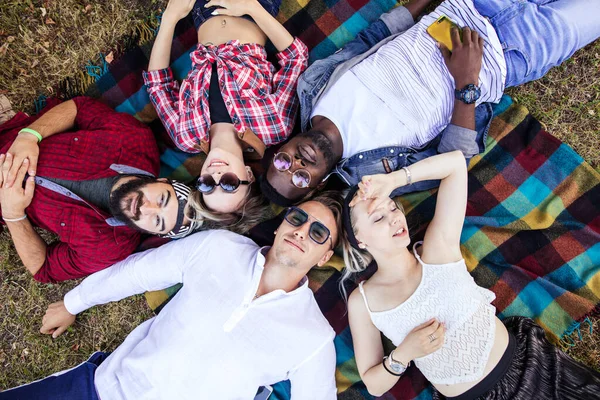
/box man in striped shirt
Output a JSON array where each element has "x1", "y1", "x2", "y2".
[{"x1": 262, "y1": 0, "x2": 600, "y2": 206}]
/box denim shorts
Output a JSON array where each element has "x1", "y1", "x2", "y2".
[{"x1": 192, "y1": 0, "x2": 281, "y2": 30}]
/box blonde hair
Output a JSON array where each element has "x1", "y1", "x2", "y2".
[
  {"x1": 187, "y1": 182, "x2": 270, "y2": 235},
  {"x1": 339, "y1": 195, "x2": 405, "y2": 301}
]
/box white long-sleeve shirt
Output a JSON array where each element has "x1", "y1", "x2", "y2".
[{"x1": 64, "y1": 230, "x2": 337, "y2": 400}]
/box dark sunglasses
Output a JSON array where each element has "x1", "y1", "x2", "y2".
[
  {"x1": 273, "y1": 152, "x2": 311, "y2": 189},
  {"x1": 196, "y1": 173, "x2": 251, "y2": 194},
  {"x1": 284, "y1": 206, "x2": 333, "y2": 248}
]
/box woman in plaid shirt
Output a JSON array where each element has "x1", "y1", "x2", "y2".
[{"x1": 144, "y1": 0, "x2": 308, "y2": 215}]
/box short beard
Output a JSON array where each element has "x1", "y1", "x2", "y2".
[
  {"x1": 109, "y1": 175, "x2": 157, "y2": 230},
  {"x1": 273, "y1": 243, "x2": 305, "y2": 270},
  {"x1": 298, "y1": 130, "x2": 337, "y2": 171}
]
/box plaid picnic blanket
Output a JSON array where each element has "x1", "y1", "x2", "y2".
[
  {"x1": 244, "y1": 97, "x2": 600, "y2": 400},
  {"x1": 147, "y1": 97, "x2": 600, "y2": 400},
  {"x1": 74, "y1": 1, "x2": 600, "y2": 398}
]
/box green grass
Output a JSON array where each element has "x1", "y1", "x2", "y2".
[
  {"x1": 0, "y1": 229, "x2": 153, "y2": 388},
  {"x1": 508, "y1": 40, "x2": 600, "y2": 170},
  {"x1": 0, "y1": 0, "x2": 599, "y2": 391},
  {"x1": 0, "y1": 0, "x2": 163, "y2": 114}
]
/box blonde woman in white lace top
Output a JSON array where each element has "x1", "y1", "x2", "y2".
[{"x1": 341, "y1": 150, "x2": 600, "y2": 399}]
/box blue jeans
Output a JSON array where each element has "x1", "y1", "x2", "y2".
[
  {"x1": 474, "y1": 0, "x2": 600, "y2": 87},
  {"x1": 192, "y1": 0, "x2": 281, "y2": 30},
  {"x1": 0, "y1": 352, "x2": 108, "y2": 400}
]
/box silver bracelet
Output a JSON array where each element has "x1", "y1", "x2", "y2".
[
  {"x1": 3, "y1": 215, "x2": 27, "y2": 223},
  {"x1": 402, "y1": 166, "x2": 412, "y2": 185}
]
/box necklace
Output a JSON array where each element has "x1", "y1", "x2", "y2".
[{"x1": 221, "y1": 19, "x2": 226, "y2": 28}]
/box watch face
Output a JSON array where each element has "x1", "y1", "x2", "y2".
[
  {"x1": 456, "y1": 84, "x2": 481, "y2": 104},
  {"x1": 463, "y1": 91, "x2": 474, "y2": 103},
  {"x1": 390, "y1": 361, "x2": 405, "y2": 373}
]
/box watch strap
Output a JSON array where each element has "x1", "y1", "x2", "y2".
[{"x1": 390, "y1": 349, "x2": 410, "y2": 368}]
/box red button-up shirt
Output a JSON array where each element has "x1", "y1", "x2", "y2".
[
  {"x1": 0, "y1": 97, "x2": 160, "y2": 282},
  {"x1": 143, "y1": 38, "x2": 308, "y2": 153}
]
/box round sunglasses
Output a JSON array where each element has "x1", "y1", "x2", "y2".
[
  {"x1": 273, "y1": 152, "x2": 311, "y2": 189},
  {"x1": 196, "y1": 172, "x2": 250, "y2": 194},
  {"x1": 284, "y1": 206, "x2": 333, "y2": 248}
]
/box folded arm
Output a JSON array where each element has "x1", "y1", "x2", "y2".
[
  {"x1": 266, "y1": 38, "x2": 309, "y2": 141},
  {"x1": 4, "y1": 208, "x2": 47, "y2": 276},
  {"x1": 437, "y1": 27, "x2": 484, "y2": 157},
  {"x1": 3, "y1": 100, "x2": 77, "y2": 187},
  {"x1": 143, "y1": 68, "x2": 198, "y2": 152},
  {"x1": 0, "y1": 153, "x2": 45, "y2": 274},
  {"x1": 348, "y1": 289, "x2": 445, "y2": 396},
  {"x1": 351, "y1": 150, "x2": 468, "y2": 263}
]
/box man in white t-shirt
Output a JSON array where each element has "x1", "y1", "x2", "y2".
[
  {"x1": 0, "y1": 192, "x2": 344, "y2": 400},
  {"x1": 261, "y1": 0, "x2": 600, "y2": 206}
]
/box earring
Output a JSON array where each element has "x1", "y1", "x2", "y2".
[
  {"x1": 358, "y1": 242, "x2": 366, "y2": 249},
  {"x1": 274, "y1": 230, "x2": 278, "y2": 235}
]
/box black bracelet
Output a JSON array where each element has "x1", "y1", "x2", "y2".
[{"x1": 382, "y1": 357, "x2": 403, "y2": 376}]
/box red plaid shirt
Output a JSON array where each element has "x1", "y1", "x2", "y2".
[
  {"x1": 0, "y1": 97, "x2": 160, "y2": 282},
  {"x1": 143, "y1": 38, "x2": 308, "y2": 153}
]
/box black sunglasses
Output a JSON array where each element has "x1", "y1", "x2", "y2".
[
  {"x1": 284, "y1": 206, "x2": 333, "y2": 248},
  {"x1": 196, "y1": 173, "x2": 251, "y2": 194}
]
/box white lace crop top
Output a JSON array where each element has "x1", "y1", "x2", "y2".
[{"x1": 358, "y1": 242, "x2": 497, "y2": 385}]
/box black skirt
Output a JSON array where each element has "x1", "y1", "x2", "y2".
[{"x1": 433, "y1": 316, "x2": 600, "y2": 400}]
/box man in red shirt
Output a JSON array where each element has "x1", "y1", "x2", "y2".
[{"x1": 0, "y1": 97, "x2": 197, "y2": 283}]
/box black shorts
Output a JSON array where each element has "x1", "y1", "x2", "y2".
[
  {"x1": 434, "y1": 317, "x2": 600, "y2": 400},
  {"x1": 191, "y1": 0, "x2": 281, "y2": 30}
]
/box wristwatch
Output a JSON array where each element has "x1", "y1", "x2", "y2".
[
  {"x1": 454, "y1": 83, "x2": 481, "y2": 104},
  {"x1": 384, "y1": 350, "x2": 411, "y2": 375}
]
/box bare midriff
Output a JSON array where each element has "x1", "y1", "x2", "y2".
[
  {"x1": 197, "y1": 16, "x2": 267, "y2": 47},
  {"x1": 434, "y1": 317, "x2": 510, "y2": 397}
]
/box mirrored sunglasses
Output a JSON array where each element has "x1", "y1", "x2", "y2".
[
  {"x1": 273, "y1": 152, "x2": 311, "y2": 189},
  {"x1": 196, "y1": 172, "x2": 250, "y2": 194}
]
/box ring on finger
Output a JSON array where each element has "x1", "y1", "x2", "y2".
[{"x1": 428, "y1": 334, "x2": 436, "y2": 343}]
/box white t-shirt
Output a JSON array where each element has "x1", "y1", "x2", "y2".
[
  {"x1": 312, "y1": 71, "x2": 417, "y2": 158},
  {"x1": 312, "y1": 0, "x2": 506, "y2": 158}
]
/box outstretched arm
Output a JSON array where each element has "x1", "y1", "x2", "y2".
[{"x1": 39, "y1": 231, "x2": 215, "y2": 338}]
